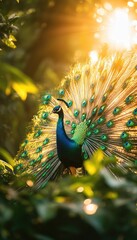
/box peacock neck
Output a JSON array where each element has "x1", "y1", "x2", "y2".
[
  {"x1": 56, "y1": 109, "x2": 83, "y2": 168},
  {"x1": 57, "y1": 113, "x2": 88, "y2": 145},
  {"x1": 57, "y1": 112, "x2": 69, "y2": 140}
]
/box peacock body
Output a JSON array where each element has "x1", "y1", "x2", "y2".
[{"x1": 14, "y1": 50, "x2": 137, "y2": 189}]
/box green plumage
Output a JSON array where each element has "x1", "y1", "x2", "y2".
[{"x1": 14, "y1": 50, "x2": 137, "y2": 189}]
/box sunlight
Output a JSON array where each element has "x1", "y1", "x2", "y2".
[
  {"x1": 89, "y1": 50, "x2": 98, "y2": 63},
  {"x1": 106, "y1": 8, "x2": 131, "y2": 49}
]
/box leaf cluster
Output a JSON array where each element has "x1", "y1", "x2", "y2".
[
  {"x1": 0, "y1": 152, "x2": 137, "y2": 240},
  {"x1": 0, "y1": 12, "x2": 19, "y2": 49}
]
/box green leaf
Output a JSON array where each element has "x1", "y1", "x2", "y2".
[
  {"x1": 0, "y1": 159, "x2": 13, "y2": 172},
  {"x1": 70, "y1": 182, "x2": 93, "y2": 197},
  {"x1": 84, "y1": 149, "x2": 104, "y2": 175},
  {"x1": 0, "y1": 62, "x2": 38, "y2": 100},
  {"x1": 0, "y1": 147, "x2": 14, "y2": 166},
  {"x1": 2, "y1": 35, "x2": 17, "y2": 49}
]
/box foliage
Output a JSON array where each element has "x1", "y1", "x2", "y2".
[
  {"x1": 0, "y1": 1, "x2": 137, "y2": 239},
  {"x1": 0, "y1": 147, "x2": 14, "y2": 166},
  {"x1": 0, "y1": 62, "x2": 38, "y2": 100},
  {"x1": 0, "y1": 0, "x2": 40, "y2": 158},
  {"x1": 0, "y1": 152, "x2": 137, "y2": 240},
  {"x1": 0, "y1": 11, "x2": 18, "y2": 49},
  {"x1": 0, "y1": 0, "x2": 36, "y2": 49}
]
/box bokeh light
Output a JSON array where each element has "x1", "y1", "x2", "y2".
[
  {"x1": 106, "y1": 8, "x2": 131, "y2": 49},
  {"x1": 89, "y1": 50, "x2": 98, "y2": 63},
  {"x1": 83, "y1": 198, "x2": 98, "y2": 215},
  {"x1": 93, "y1": 1, "x2": 137, "y2": 50}
]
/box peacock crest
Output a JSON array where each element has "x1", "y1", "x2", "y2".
[{"x1": 14, "y1": 50, "x2": 137, "y2": 189}]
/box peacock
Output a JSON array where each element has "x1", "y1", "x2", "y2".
[{"x1": 13, "y1": 50, "x2": 137, "y2": 189}]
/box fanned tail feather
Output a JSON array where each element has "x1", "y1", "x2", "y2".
[
  {"x1": 63, "y1": 50, "x2": 137, "y2": 172},
  {"x1": 14, "y1": 50, "x2": 137, "y2": 189}
]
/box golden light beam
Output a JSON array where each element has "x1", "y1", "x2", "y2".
[{"x1": 106, "y1": 8, "x2": 131, "y2": 49}]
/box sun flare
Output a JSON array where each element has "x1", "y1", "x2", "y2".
[{"x1": 106, "y1": 8, "x2": 131, "y2": 49}]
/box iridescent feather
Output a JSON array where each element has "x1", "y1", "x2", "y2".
[{"x1": 14, "y1": 50, "x2": 137, "y2": 189}]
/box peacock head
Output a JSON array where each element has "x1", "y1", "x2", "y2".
[
  {"x1": 52, "y1": 98, "x2": 69, "y2": 116},
  {"x1": 52, "y1": 105, "x2": 62, "y2": 115}
]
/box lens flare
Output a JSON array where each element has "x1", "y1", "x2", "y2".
[
  {"x1": 106, "y1": 8, "x2": 131, "y2": 49},
  {"x1": 89, "y1": 50, "x2": 98, "y2": 63}
]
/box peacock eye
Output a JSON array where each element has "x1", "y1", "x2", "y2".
[{"x1": 53, "y1": 105, "x2": 61, "y2": 112}]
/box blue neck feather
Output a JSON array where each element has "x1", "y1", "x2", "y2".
[{"x1": 56, "y1": 110, "x2": 82, "y2": 168}]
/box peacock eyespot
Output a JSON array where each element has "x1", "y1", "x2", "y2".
[
  {"x1": 86, "y1": 119, "x2": 91, "y2": 126},
  {"x1": 120, "y1": 131, "x2": 129, "y2": 141},
  {"x1": 65, "y1": 120, "x2": 71, "y2": 125},
  {"x1": 42, "y1": 94, "x2": 51, "y2": 104},
  {"x1": 97, "y1": 116, "x2": 106, "y2": 124},
  {"x1": 63, "y1": 78, "x2": 70, "y2": 88},
  {"x1": 101, "y1": 134, "x2": 108, "y2": 142},
  {"x1": 83, "y1": 152, "x2": 88, "y2": 160},
  {"x1": 86, "y1": 131, "x2": 92, "y2": 137},
  {"x1": 43, "y1": 94, "x2": 51, "y2": 101},
  {"x1": 113, "y1": 107, "x2": 122, "y2": 115},
  {"x1": 74, "y1": 72, "x2": 81, "y2": 81},
  {"x1": 123, "y1": 141, "x2": 132, "y2": 151},
  {"x1": 41, "y1": 162, "x2": 46, "y2": 167},
  {"x1": 36, "y1": 146, "x2": 42, "y2": 153},
  {"x1": 85, "y1": 68, "x2": 90, "y2": 76},
  {"x1": 126, "y1": 119, "x2": 135, "y2": 127},
  {"x1": 48, "y1": 151, "x2": 54, "y2": 159},
  {"x1": 46, "y1": 163, "x2": 51, "y2": 169},
  {"x1": 93, "y1": 128, "x2": 100, "y2": 134},
  {"x1": 81, "y1": 99, "x2": 87, "y2": 107},
  {"x1": 33, "y1": 172, "x2": 38, "y2": 177},
  {"x1": 91, "y1": 83, "x2": 95, "y2": 89},
  {"x1": 133, "y1": 108, "x2": 137, "y2": 116},
  {"x1": 81, "y1": 113, "x2": 86, "y2": 121},
  {"x1": 42, "y1": 172, "x2": 47, "y2": 177},
  {"x1": 90, "y1": 122, "x2": 96, "y2": 129},
  {"x1": 74, "y1": 109, "x2": 80, "y2": 117},
  {"x1": 43, "y1": 138, "x2": 49, "y2": 145},
  {"x1": 67, "y1": 100, "x2": 73, "y2": 107},
  {"x1": 92, "y1": 106, "x2": 98, "y2": 116},
  {"x1": 98, "y1": 104, "x2": 107, "y2": 115},
  {"x1": 90, "y1": 95, "x2": 94, "y2": 103},
  {"x1": 29, "y1": 160, "x2": 36, "y2": 166},
  {"x1": 41, "y1": 112, "x2": 49, "y2": 120},
  {"x1": 58, "y1": 89, "x2": 65, "y2": 96},
  {"x1": 14, "y1": 163, "x2": 24, "y2": 173},
  {"x1": 71, "y1": 122, "x2": 77, "y2": 129},
  {"x1": 100, "y1": 145, "x2": 107, "y2": 151},
  {"x1": 71, "y1": 129, "x2": 75, "y2": 135},
  {"x1": 122, "y1": 79, "x2": 129, "y2": 89},
  {"x1": 106, "y1": 120, "x2": 114, "y2": 128},
  {"x1": 20, "y1": 150, "x2": 28, "y2": 158},
  {"x1": 125, "y1": 95, "x2": 134, "y2": 104},
  {"x1": 34, "y1": 129, "x2": 42, "y2": 138},
  {"x1": 109, "y1": 83, "x2": 115, "y2": 92},
  {"x1": 37, "y1": 154, "x2": 43, "y2": 162},
  {"x1": 21, "y1": 139, "x2": 28, "y2": 147},
  {"x1": 102, "y1": 93, "x2": 108, "y2": 102}
]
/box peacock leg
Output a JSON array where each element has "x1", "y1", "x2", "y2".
[{"x1": 69, "y1": 166, "x2": 76, "y2": 175}]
